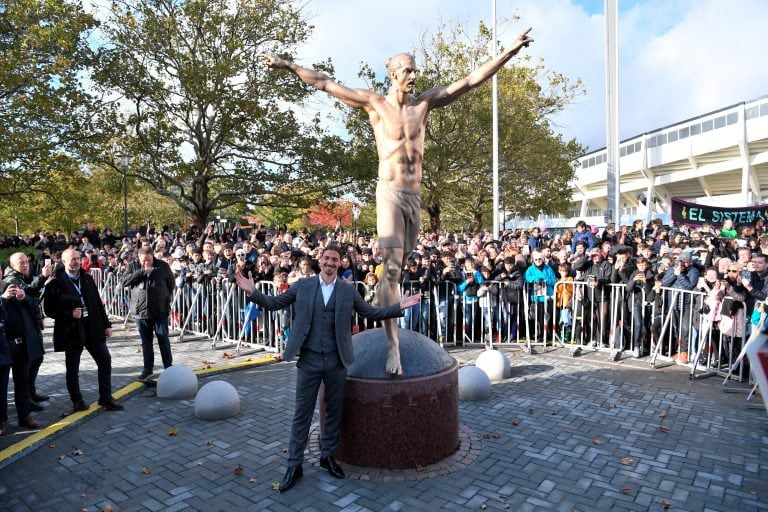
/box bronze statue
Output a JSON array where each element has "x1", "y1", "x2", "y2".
[{"x1": 261, "y1": 27, "x2": 533, "y2": 375}]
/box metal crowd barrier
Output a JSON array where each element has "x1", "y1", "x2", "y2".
[{"x1": 88, "y1": 269, "x2": 754, "y2": 375}]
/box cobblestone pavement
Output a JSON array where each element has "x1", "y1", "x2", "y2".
[{"x1": 0, "y1": 325, "x2": 766, "y2": 511}]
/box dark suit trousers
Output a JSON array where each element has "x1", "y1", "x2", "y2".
[
  {"x1": 0, "y1": 359, "x2": 32, "y2": 422},
  {"x1": 288, "y1": 348, "x2": 347, "y2": 467},
  {"x1": 65, "y1": 341, "x2": 113, "y2": 403}
]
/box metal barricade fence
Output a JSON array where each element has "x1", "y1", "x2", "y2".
[{"x1": 92, "y1": 269, "x2": 752, "y2": 368}]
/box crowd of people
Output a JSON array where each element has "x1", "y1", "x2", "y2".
[{"x1": 1, "y1": 215, "x2": 764, "y2": 434}]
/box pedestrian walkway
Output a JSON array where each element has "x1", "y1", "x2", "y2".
[{"x1": 0, "y1": 325, "x2": 765, "y2": 511}]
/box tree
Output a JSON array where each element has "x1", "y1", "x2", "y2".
[
  {"x1": 91, "y1": 0, "x2": 366, "y2": 227},
  {"x1": 342, "y1": 19, "x2": 585, "y2": 233},
  {"x1": 0, "y1": 0, "x2": 99, "y2": 196}
]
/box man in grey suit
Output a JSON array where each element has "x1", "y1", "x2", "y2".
[{"x1": 235, "y1": 244, "x2": 419, "y2": 492}]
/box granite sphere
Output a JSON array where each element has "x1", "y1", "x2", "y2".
[
  {"x1": 476, "y1": 349, "x2": 510, "y2": 383},
  {"x1": 156, "y1": 365, "x2": 198, "y2": 399},
  {"x1": 458, "y1": 365, "x2": 492, "y2": 401},
  {"x1": 195, "y1": 381, "x2": 241, "y2": 420}
]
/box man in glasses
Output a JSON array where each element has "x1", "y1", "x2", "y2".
[{"x1": 661, "y1": 252, "x2": 699, "y2": 364}]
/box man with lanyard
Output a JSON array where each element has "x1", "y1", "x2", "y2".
[{"x1": 44, "y1": 249, "x2": 122, "y2": 412}]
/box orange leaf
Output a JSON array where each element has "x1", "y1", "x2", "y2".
[
  {"x1": 620, "y1": 457, "x2": 634, "y2": 465},
  {"x1": 659, "y1": 426, "x2": 669, "y2": 433},
  {"x1": 660, "y1": 500, "x2": 672, "y2": 509},
  {"x1": 659, "y1": 411, "x2": 668, "y2": 418},
  {"x1": 135, "y1": 348, "x2": 141, "y2": 353},
  {"x1": 222, "y1": 352, "x2": 235, "y2": 359},
  {"x1": 234, "y1": 465, "x2": 244, "y2": 476},
  {"x1": 201, "y1": 359, "x2": 209, "y2": 365},
  {"x1": 621, "y1": 487, "x2": 631, "y2": 495},
  {"x1": 102, "y1": 505, "x2": 114, "y2": 512}
]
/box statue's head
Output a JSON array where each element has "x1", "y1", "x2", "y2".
[{"x1": 385, "y1": 53, "x2": 417, "y2": 93}]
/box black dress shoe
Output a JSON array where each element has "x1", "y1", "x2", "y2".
[
  {"x1": 137, "y1": 369, "x2": 153, "y2": 381},
  {"x1": 30, "y1": 402, "x2": 45, "y2": 412},
  {"x1": 31, "y1": 392, "x2": 49, "y2": 402},
  {"x1": 19, "y1": 416, "x2": 41, "y2": 429},
  {"x1": 98, "y1": 398, "x2": 124, "y2": 411},
  {"x1": 319, "y1": 456, "x2": 345, "y2": 479},
  {"x1": 72, "y1": 400, "x2": 89, "y2": 412},
  {"x1": 278, "y1": 465, "x2": 303, "y2": 492}
]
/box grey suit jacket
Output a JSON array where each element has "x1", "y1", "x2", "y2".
[{"x1": 247, "y1": 276, "x2": 403, "y2": 367}]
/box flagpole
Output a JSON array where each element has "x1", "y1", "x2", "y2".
[{"x1": 492, "y1": 0, "x2": 500, "y2": 238}]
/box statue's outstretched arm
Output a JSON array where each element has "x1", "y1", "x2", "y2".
[{"x1": 260, "y1": 53, "x2": 375, "y2": 109}]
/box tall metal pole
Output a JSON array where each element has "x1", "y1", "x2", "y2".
[
  {"x1": 605, "y1": 0, "x2": 620, "y2": 228},
  {"x1": 492, "y1": 0, "x2": 500, "y2": 238}
]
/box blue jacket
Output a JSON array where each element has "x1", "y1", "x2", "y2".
[
  {"x1": 571, "y1": 230, "x2": 597, "y2": 252},
  {"x1": 525, "y1": 263, "x2": 557, "y2": 303}
]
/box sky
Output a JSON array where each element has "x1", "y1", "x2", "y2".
[{"x1": 292, "y1": 0, "x2": 768, "y2": 152}]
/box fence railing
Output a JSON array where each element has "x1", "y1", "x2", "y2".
[{"x1": 89, "y1": 269, "x2": 752, "y2": 380}]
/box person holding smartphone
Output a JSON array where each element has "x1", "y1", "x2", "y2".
[{"x1": 2, "y1": 252, "x2": 50, "y2": 409}]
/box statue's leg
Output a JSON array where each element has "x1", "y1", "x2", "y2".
[{"x1": 378, "y1": 247, "x2": 404, "y2": 375}]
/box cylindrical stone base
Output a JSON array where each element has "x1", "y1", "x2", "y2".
[{"x1": 333, "y1": 328, "x2": 459, "y2": 469}]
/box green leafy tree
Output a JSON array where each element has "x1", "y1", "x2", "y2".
[
  {"x1": 90, "y1": 0, "x2": 367, "y2": 228},
  {"x1": 0, "y1": 0, "x2": 99, "y2": 196}
]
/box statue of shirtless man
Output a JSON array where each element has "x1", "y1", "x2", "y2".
[{"x1": 261, "y1": 27, "x2": 533, "y2": 375}]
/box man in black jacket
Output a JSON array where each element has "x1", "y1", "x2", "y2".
[
  {"x1": 3, "y1": 252, "x2": 51, "y2": 409},
  {"x1": 120, "y1": 248, "x2": 176, "y2": 380},
  {"x1": 44, "y1": 249, "x2": 122, "y2": 412}
]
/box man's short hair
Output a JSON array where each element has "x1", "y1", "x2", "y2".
[{"x1": 322, "y1": 244, "x2": 343, "y2": 258}]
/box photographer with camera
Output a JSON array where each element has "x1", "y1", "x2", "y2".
[
  {"x1": 433, "y1": 252, "x2": 463, "y2": 342},
  {"x1": 120, "y1": 248, "x2": 176, "y2": 380},
  {"x1": 573, "y1": 247, "x2": 613, "y2": 347},
  {"x1": 661, "y1": 252, "x2": 700, "y2": 363}
]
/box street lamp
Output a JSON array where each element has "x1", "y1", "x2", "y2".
[
  {"x1": 351, "y1": 204, "x2": 361, "y2": 239},
  {"x1": 117, "y1": 153, "x2": 131, "y2": 237}
]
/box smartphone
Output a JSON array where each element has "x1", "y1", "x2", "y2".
[{"x1": 45, "y1": 258, "x2": 52, "y2": 267}]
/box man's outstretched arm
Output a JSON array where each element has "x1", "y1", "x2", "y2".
[
  {"x1": 420, "y1": 27, "x2": 534, "y2": 108},
  {"x1": 260, "y1": 54, "x2": 374, "y2": 109}
]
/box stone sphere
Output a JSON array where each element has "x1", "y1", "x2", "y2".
[
  {"x1": 458, "y1": 365, "x2": 491, "y2": 401},
  {"x1": 475, "y1": 349, "x2": 509, "y2": 383},
  {"x1": 156, "y1": 365, "x2": 198, "y2": 399},
  {"x1": 195, "y1": 381, "x2": 240, "y2": 420}
]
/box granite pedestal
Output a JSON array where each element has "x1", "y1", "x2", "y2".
[{"x1": 333, "y1": 328, "x2": 459, "y2": 469}]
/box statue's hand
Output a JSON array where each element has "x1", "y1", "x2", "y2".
[
  {"x1": 516, "y1": 27, "x2": 534, "y2": 49},
  {"x1": 259, "y1": 53, "x2": 286, "y2": 69}
]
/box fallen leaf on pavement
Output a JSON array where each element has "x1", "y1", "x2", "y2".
[
  {"x1": 511, "y1": 419, "x2": 521, "y2": 426},
  {"x1": 234, "y1": 465, "x2": 244, "y2": 475},
  {"x1": 620, "y1": 457, "x2": 634, "y2": 465},
  {"x1": 621, "y1": 487, "x2": 631, "y2": 495},
  {"x1": 659, "y1": 411, "x2": 668, "y2": 418},
  {"x1": 271, "y1": 482, "x2": 280, "y2": 490},
  {"x1": 660, "y1": 500, "x2": 672, "y2": 509},
  {"x1": 659, "y1": 426, "x2": 669, "y2": 433},
  {"x1": 592, "y1": 438, "x2": 602, "y2": 445},
  {"x1": 73, "y1": 449, "x2": 84, "y2": 456},
  {"x1": 222, "y1": 352, "x2": 235, "y2": 359},
  {"x1": 141, "y1": 467, "x2": 151, "y2": 474},
  {"x1": 168, "y1": 427, "x2": 179, "y2": 436},
  {"x1": 608, "y1": 403, "x2": 617, "y2": 409}
]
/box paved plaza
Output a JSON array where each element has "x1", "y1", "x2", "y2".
[{"x1": 0, "y1": 325, "x2": 766, "y2": 511}]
